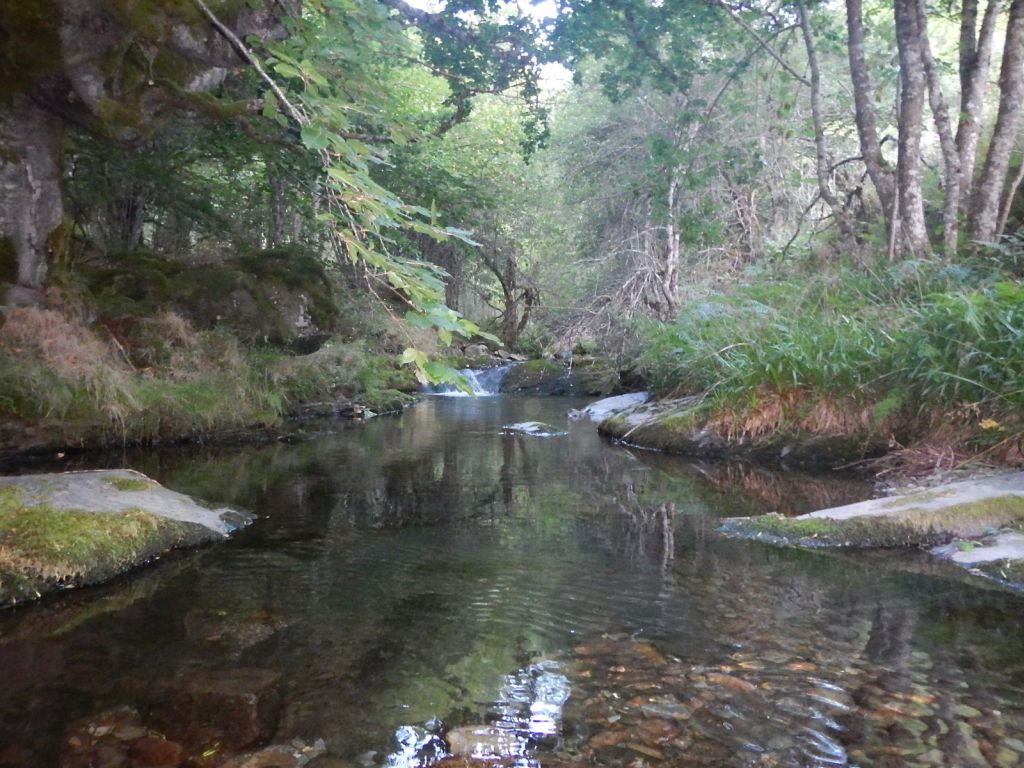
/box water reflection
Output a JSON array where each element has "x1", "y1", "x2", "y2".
[{"x1": 0, "y1": 397, "x2": 1023, "y2": 768}]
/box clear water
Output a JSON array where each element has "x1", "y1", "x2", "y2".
[{"x1": 2, "y1": 396, "x2": 1024, "y2": 767}]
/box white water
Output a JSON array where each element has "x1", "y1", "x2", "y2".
[{"x1": 424, "y1": 364, "x2": 517, "y2": 397}]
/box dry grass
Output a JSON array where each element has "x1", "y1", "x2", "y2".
[
  {"x1": 0, "y1": 307, "x2": 124, "y2": 377},
  {"x1": 707, "y1": 388, "x2": 885, "y2": 443}
]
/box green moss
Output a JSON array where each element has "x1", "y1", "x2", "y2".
[
  {"x1": 722, "y1": 496, "x2": 1024, "y2": 550},
  {"x1": 84, "y1": 248, "x2": 338, "y2": 343},
  {"x1": 881, "y1": 489, "x2": 951, "y2": 509},
  {"x1": 356, "y1": 388, "x2": 417, "y2": 414},
  {"x1": 0, "y1": 486, "x2": 210, "y2": 606},
  {"x1": 720, "y1": 513, "x2": 943, "y2": 549},
  {"x1": 0, "y1": 0, "x2": 62, "y2": 102},
  {"x1": 105, "y1": 477, "x2": 158, "y2": 492}
]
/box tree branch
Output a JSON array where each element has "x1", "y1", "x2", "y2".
[{"x1": 712, "y1": 0, "x2": 812, "y2": 87}]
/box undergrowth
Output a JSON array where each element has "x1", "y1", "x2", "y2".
[
  {"x1": 0, "y1": 307, "x2": 415, "y2": 451},
  {"x1": 637, "y1": 257, "x2": 1024, "y2": 461}
]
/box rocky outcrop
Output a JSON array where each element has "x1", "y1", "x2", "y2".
[{"x1": 500, "y1": 357, "x2": 626, "y2": 396}]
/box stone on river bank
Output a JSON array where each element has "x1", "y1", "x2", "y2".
[
  {"x1": 0, "y1": 469, "x2": 250, "y2": 607},
  {"x1": 721, "y1": 471, "x2": 1024, "y2": 588}
]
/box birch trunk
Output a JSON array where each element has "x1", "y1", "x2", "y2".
[
  {"x1": 970, "y1": 0, "x2": 1024, "y2": 242},
  {"x1": 0, "y1": 96, "x2": 65, "y2": 305},
  {"x1": 845, "y1": 0, "x2": 896, "y2": 234},
  {"x1": 894, "y1": 0, "x2": 932, "y2": 257},
  {"x1": 917, "y1": 0, "x2": 961, "y2": 253},
  {"x1": 956, "y1": 0, "x2": 1000, "y2": 214},
  {"x1": 799, "y1": 0, "x2": 847, "y2": 235}
]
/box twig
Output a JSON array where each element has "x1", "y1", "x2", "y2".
[
  {"x1": 712, "y1": 0, "x2": 811, "y2": 87},
  {"x1": 192, "y1": 0, "x2": 308, "y2": 127}
]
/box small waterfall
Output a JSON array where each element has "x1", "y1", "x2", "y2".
[{"x1": 424, "y1": 363, "x2": 516, "y2": 397}]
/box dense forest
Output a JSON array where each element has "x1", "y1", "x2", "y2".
[{"x1": 1, "y1": 0, "x2": 1023, "y2": 470}]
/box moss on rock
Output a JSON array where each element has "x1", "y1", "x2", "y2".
[
  {"x1": 0, "y1": 486, "x2": 215, "y2": 607},
  {"x1": 721, "y1": 495, "x2": 1024, "y2": 550}
]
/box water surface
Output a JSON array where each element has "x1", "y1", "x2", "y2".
[{"x1": 2, "y1": 396, "x2": 1023, "y2": 767}]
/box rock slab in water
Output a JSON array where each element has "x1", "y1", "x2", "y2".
[
  {"x1": 598, "y1": 396, "x2": 889, "y2": 469},
  {"x1": 0, "y1": 469, "x2": 251, "y2": 607},
  {"x1": 0, "y1": 469, "x2": 249, "y2": 534},
  {"x1": 502, "y1": 422, "x2": 567, "y2": 437},
  {"x1": 723, "y1": 470, "x2": 1024, "y2": 589},
  {"x1": 572, "y1": 392, "x2": 650, "y2": 421}
]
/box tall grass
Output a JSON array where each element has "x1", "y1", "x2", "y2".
[
  {"x1": 639, "y1": 259, "x2": 1024, "y2": 432},
  {"x1": 0, "y1": 308, "x2": 408, "y2": 450}
]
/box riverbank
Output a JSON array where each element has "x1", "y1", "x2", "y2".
[
  {"x1": 0, "y1": 306, "x2": 422, "y2": 463},
  {"x1": 606, "y1": 262, "x2": 1024, "y2": 478}
]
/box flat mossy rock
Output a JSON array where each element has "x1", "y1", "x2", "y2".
[
  {"x1": 598, "y1": 397, "x2": 887, "y2": 470},
  {"x1": 0, "y1": 469, "x2": 249, "y2": 607},
  {"x1": 721, "y1": 472, "x2": 1024, "y2": 589}
]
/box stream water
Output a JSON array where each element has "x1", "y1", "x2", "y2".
[{"x1": 2, "y1": 396, "x2": 1024, "y2": 767}]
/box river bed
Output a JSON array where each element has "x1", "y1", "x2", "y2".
[{"x1": 2, "y1": 396, "x2": 1024, "y2": 767}]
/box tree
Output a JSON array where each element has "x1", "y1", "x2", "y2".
[{"x1": 970, "y1": 0, "x2": 1024, "y2": 241}]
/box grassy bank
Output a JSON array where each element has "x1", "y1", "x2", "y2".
[
  {"x1": 0, "y1": 307, "x2": 418, "y2": 457},
  {"x1": 632, "y1": 256, "x2": 1024, "y2": 472}
]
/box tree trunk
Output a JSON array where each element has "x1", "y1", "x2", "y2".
[
  {"x1": 997, "y1": 155, "x2": 1024, "y2": 237},
  {"x1": 662, "y1": 175, "x2": 680, "y2": 319},
  {"x1": 799, "y1": 0, "x2": 847, "y2": 232},
  {"x1": 0, "y1": 95, "x2": 65, "y2": 305},
  {"x1": 956, "y1": 0, "x2": 1000, "y2": 215},
  {"x1": 970, "y1": 0, "x2": 1024, "y2": 242},
  {"x1": 500, "y1": 252, "x2": 519, "y2": 348},
  {"x1": 894, "y1": 0, "x2": 932, "y2": 257},
  {"x1": 846, "y1": 0, "x2": 896, "y2": 236},
  {"x1": 917, "y1": 0, "x2": 961, "y2": 253},
  {"x1": 268, "y1": 170, "x2": 286, "y2": 248}
]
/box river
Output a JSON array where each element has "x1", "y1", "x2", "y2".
[{"x1": 2, "y1": 395, "x2": 1024, "y2": 767}]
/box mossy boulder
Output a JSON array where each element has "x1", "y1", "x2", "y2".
[
  {"x1": 84, "y1": 247, "x2": 337, "y2": 348},
  {"x1": 0, "y1": 469, "x2": 248, "y2": 606},
  {"x1": 500, "y1": 359, "x2": 566, "y2": 393},
  {"x1": 500, "y1": 357, "x2": 624, "y2": 396},
  {"x1": 355, "y1": 388, "x2": 417, "y2": 414},
  {"x1": 720, "y1": 473, "x2": 1024, "y2": 589}
]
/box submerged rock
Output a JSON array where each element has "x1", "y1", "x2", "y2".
[
  {"x1": 219, "y1": 741, "x2": 327, "y2": 768},
  {"x1": 149, "y1": 668, "x2": 283, "y2": 753},
  {"x1": 445, "y1": 725, "x2": 521, "y2": 759}
]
